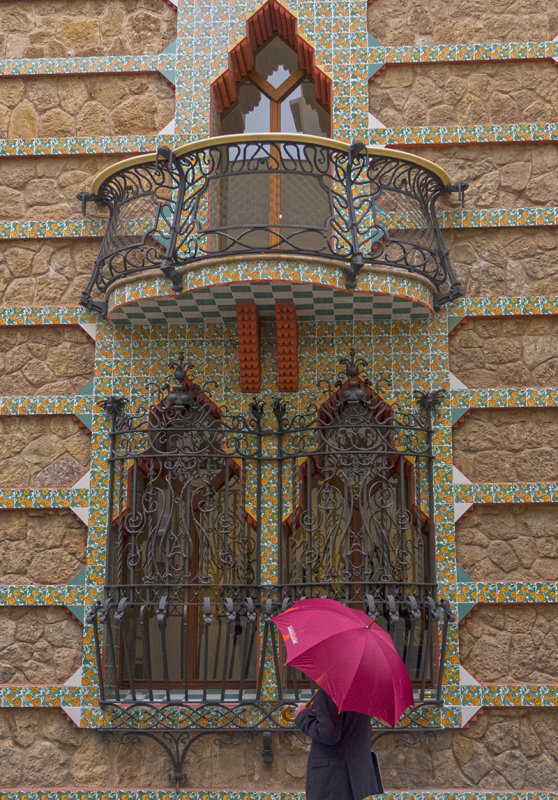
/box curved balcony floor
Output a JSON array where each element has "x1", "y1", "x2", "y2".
[{"x1": 106, "y1": 256, "x2": 435, "y2": 325}]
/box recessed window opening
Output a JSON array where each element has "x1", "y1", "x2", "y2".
[{"x1": 217, "y1": 36, "x2": 331, "y2": 136}]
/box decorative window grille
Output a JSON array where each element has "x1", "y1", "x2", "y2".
[{"x1": 88, "y1": 350, "x2": 451, "y2": 727}]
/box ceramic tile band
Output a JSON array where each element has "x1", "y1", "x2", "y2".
[
  {"x1": 0, "y1": 396, "x2": 93, "y2": 416},
  {"x1": 439, "y1": 207, "x2": 558, "y2": 228},
  {"x1": 0, "y1": 220, "x2": 106, "y2": 239},
  {"x1": 367, "y1": 122, "x2": 558, "y2": 145},
  {"x1": 0, "y1": 792, "x2": 556, "y2": 800},
  {"x1": 0, "y1": 54, "x2": 176, "y2": 78},
  {"x1": 368, "y1": 39, "x2": 558, "y2": 69},
  {"x1": 456, "y1": 684, "x2": 558, "y2": 708},
  {"x1": 450, "y1": 388, "x2": 558, "y2": 409},
  {"x1": 454, "y1": 482, "x2": 558, "y2": 503},
  {"x1": 0, "y1": 306, "x2": 97, "y2": 326},
  {"x1": 449, "y1": 296, "x2": 558, "y2": 317},
  {"x1": 0, "y1": 488, "x2": 88, "y2": 509},
  {"x1": 2, "y1": 209, "x2": 557, "y2": 243},
  {"x1": 0, "y1": 686, "x2": 82, "y2": 706},
  {"x1": 2, "y1": 123, "x2": 555, "y2": 158},
  {"x1": 0, "y1": 585, "x2": 97, "y2": 606},
  {"x1": 455, "y1": 581, "x2": 557, "y2": 604},
  {"x1": 0, "y1": 135, "x2": 177, "y2": 158}
]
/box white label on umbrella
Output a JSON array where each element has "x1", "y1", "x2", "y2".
[{"x1": 288, "y1": 625, "x2": 298, "y2": 644}]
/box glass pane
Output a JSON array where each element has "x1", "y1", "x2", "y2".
[
  {"x1": 254, "y1": 37, "x2": 299, "y2": 89},
  {"x1": 281, "y1": 80, "x2": 330, "y2": 136},
  {"x1": 220, "y1": 83, "x2": 270, "y2": 134}
]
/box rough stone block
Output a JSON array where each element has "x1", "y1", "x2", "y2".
[
  {"x1": 370, "y1": 62, "x2": 558, "y2": 127},
  {"x1": 453, "y1": 407, "x2": 558, "y2": 483},
  {"x1": 5, "y1": 74, "x2": 174, "y2": 139},
  {"x1": 0, "y1": 326, "x2": 94, "y2": 396},
  {"x1": 0, "y1": 0, "x2": 176, "y2": 59},
  {"x1": 368, "y1": 0, "x2": 557, "y2": 46},
  {"x1": 0, "y1": 606, "x2": 82, "y2": 684},
  {"x1": 0, "y1": 238, "x2": 103, "y2": 306},
  {"x1": 0, "y1": 416, "x2": 90, "y2": 487},
  {"x1": 445, "y1": 227, "x2": 558, "y2": 297},
  {"x1": 457, "y1": 503, "x2": 558, "y2": 580},
  {"x1": 404, "y1": 143, "x2": 558, "y2": 210},
  {"x1": 460, "y1": 604, "x2": 558, "y2": 682},
  {"x1": 0, "y1": 509, "x2": 87, "y2": 584},
  {"x1": 450, "y1": 317, "x2": 558, "y2": 388}
]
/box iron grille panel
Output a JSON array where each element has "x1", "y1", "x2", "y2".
[{"x1": 89, "y1": 352, "x2": 451, "y2": 725}]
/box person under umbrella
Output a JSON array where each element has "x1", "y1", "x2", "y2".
[
  {"x1": 293, "y1": 687, "x2": 382, "y2": 800},
  {"x1": 273, "y1": 597, "x2": 415, "y2": 799}
]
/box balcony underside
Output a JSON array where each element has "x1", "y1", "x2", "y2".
[{"x1": 106, "y1": 256, "x2": 435, "y2": 324}]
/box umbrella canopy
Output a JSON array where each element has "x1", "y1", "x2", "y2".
[{"x1": 273, "y1": 597, "x2": 414, "y2": 727}]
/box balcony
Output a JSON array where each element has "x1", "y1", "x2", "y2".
[{"x1": 79, "y1": 134, "x2": 464, "y2": 318}]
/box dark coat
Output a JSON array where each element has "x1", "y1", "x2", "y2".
[{"x1": 295, "y1": 689, "x2": 381, "y2": 800}]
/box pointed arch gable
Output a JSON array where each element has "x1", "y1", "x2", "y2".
[{"x1": 212, "y1": 0, "x2": 332, "y2": 115}]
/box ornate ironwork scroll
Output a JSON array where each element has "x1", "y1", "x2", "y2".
[
  {"x1": 89, "y1": 350, "x2": 452, "y2": 742},
  {"x1": 79, "y1": 135, "x2": 463, "y2": 314}
]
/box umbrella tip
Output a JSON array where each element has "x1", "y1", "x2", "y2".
[{"x1": 367, "y1": 617, "x2": 376, "y2": 629}]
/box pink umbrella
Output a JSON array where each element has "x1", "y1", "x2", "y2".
[{"x1": 273, "y1": 597, "x2": 414, "y2": 727}]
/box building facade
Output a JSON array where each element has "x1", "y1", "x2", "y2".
[{"x1": 0, "y1": 0, "x2": 557, "y2": 798}]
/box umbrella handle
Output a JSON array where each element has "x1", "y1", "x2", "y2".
[{"x1": 280, "y1": 689, "x2": 319, "y2": 724}]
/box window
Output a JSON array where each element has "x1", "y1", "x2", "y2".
[
  {"x1": 217, "y1": 37, "x2": 330, "y2": 136},
  {"x1": 91, "y1": 350, "x2": 447, "y2": 712},
  {"x1": 101, "y1": 361, "x2": 258, "y2": 701}
]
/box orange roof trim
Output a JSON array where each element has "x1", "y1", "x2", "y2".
[
  {"x1": 276, "y1": 302, "x2": 299, "y2": 393},
  {"x1": 236, "y1": 302, "x2": 262, "y2": 393},
  {"x1": 213, "y1": 0, "x2": 332, "y2": 114}
]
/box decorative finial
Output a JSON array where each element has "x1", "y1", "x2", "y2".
[
  {"x1": 163, "y1": 352, "x2": 195, "y2": 408},
  {"x1": 337, "y1": 349, "x2": 370, "y2": 403}
]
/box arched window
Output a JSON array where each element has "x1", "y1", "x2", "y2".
[
  {"x1": 102, "y1": 358, "x2": 259, "y2": 700},
  {"x1": 278, "y1": 352, "x2": 435, "y2": 685},
  {"x1": 217, "y1": 37, "x2": 330, "y2": 136}
]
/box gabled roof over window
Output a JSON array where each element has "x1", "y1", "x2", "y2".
[{"x1": 212, "y1": 0, "x2": 332, "y2": 113}]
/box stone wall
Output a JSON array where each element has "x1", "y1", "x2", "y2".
[
  {"x1": 0, "y1": 0, "x2": 177, "y2": 59},
  {"x1": 456, "y1": 503, "x2": 558, "y2": 581},
  {"x1": 449, "y1": 317, "x2": 558, "y2": 388},
  {"x1": 460, "y1": 604, "x2": 558, "y2": 682},
  {"x1": 369, "y1": 61, "x2": 558, "y2": 127},
  {"x1": 0, "y1": 606, "x2": 82, "y2": 684},
  {"x1": 0, "y1": 416, "x2": 90, "y2": 487},
  {"x1": 445, "y1": 226, "x2": 558, "y2": 297},
  {"x1": 0, "y1": 326, "x2": 94, "y2": 396},
  {"x1": 0, "y1": 706, "x2": 557, "y2": 790},
  {"x1": 367, "y1": 0, "x2": 557, "y2": 45},
  {"x1": 0, "y1": 239, "x2": 102, "y2": 307},
  {"x1": 2, "y1": 75, "x2": 175, "y2": 139},
  {"x1": 0, "y1": 156, "x2": 115, "y2": 221},
  {"x1": 0, "y1": 509, "x2": 87, "y2": 585},
  {"x1": 453, "y1": 407, "x2": 558, "y2": 483},
  {"x1": 377, "y1": 707, "x2": 558, "y2": 790},
  {"x1": 404, "y1": 143, "x2": 558, "y2": 209}
]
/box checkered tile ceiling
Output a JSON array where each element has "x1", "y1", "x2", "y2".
[{"x1": 108, "y1": 280, "x2": 431, "y2": 324}]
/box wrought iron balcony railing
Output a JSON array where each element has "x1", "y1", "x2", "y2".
[{"x1": 79, "y1": 134, "x2": 465, "y2": 315}]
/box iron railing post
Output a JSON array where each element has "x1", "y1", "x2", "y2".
[
  {"x1": 344, "y1": 141, "x2": 366, "y2": 289},
  {"x1": 156, "y1": 146, "x2": 184, "y2": 293}
]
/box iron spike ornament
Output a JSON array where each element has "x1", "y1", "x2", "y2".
[
  {"x1": 336, "y1": 348, "x2": 372, "y2": 403},
  {"x1": 162, "y1": 351, "x2": 196, "y2": 408}
]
